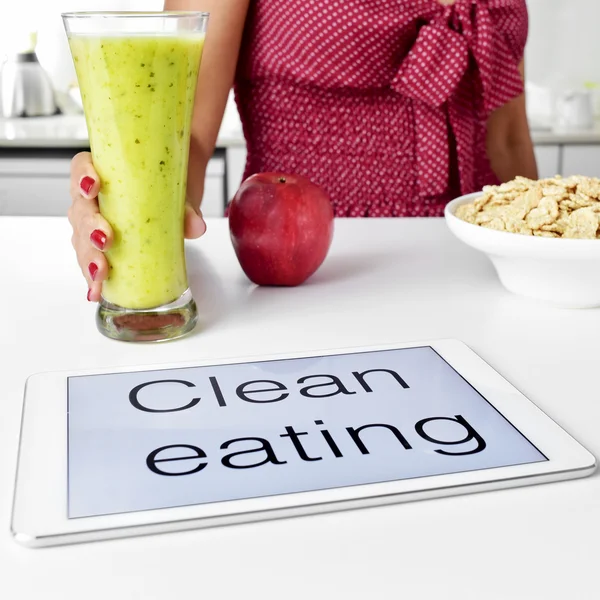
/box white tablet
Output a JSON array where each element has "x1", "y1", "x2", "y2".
[{"x1": 11, "y1": 339, "x2": 596, "y2": 548}]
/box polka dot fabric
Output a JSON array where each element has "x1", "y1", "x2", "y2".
[{"x1": 234, "y1": 0, "x2": 528, "y2": 217}]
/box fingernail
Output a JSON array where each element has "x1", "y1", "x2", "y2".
[
  {"x1": 88, "y1": 262, "x2": 98, "y2": 281},
  {"x1": 87, "y1": 288, "x2": 92, "y2": 302},
  {"x1": 80, "y1": 176, "x2": 95, "y2": 196},
  {"x1": 90, "y1": 229, "x2": 107, "y2": 250}
]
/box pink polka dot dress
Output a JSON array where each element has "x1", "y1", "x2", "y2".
[{"x1": 233, "y1": 0, "x2": 528, "y2": 217}]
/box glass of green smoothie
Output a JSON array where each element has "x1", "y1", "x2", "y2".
[{"x1": 62, "y1": 11, "x2": 208, "y2": 342}]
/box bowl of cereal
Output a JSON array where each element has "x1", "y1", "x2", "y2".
[{"x1": 445, "y1": 175, "x2": 600, "y2": 308}]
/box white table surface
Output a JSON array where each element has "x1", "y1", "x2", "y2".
[{"x1": 1, "y1": 217, "x2": 599, "y2": 600}]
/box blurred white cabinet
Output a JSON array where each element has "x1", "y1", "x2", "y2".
[
  {"x1": 226, "y1": 146, "x2": 247, "y2": 202},
  {"x1": 562, "y1": 145, "x2": 600, "y2": 178},
  {"x1": 201, "y1": 156, "x2": 226, "y2": 217},
  {"x1": 0, "y1": 154, "x2": 227, "y2": 217},
  {"x1": 0, "y1": 157, "x2": 71, "y2": 216},
  {"x1": 533, "y1": 144, "x2": 560, "y2": 178}
]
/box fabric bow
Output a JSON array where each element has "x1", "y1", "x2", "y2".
[{"x1": 390, "y1": 0, "x2": 525, "y2": 197}]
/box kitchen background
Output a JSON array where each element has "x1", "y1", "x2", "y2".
[{"x1": 1, "y1": 0, "x2": 599, "y2": 217}]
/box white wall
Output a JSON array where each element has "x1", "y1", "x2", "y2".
[
  {"x1": 0, "y1": 1, "x2": 162, "y2": 92},
  {"x1": 526, "y1": 0, "x2": 600, "y2": 92},
  {"x1": 2, "y1": 0, "x2": 599, "y2": 112},
  {"x1": 525, "y1": 0, "x2": 600, "y2": 121}
]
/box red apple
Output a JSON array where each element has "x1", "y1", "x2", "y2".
[{"x1": 228, "y1": 172, "x2": 334, "y2": 286}]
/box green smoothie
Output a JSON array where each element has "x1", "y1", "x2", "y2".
[{"x1": 69, "y1": 33, "x2": 204, "y2": 309}]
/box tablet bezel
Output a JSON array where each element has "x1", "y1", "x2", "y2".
[{"x1": 11, "y1": 339, "x2": 596, "y2": 547}]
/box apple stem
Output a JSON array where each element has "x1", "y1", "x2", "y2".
[{"x1": 278, "y1": 177, "x2": 286, "y2": 184}]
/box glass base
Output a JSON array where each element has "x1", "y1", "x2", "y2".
[{"x1": 96, "y1": 288, "x2": 198, "y2": 342}]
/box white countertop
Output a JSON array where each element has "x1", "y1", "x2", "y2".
[
  {"x1": 1, "y1": 216, "x2": 599, "y2": 599},
  {"x1": 0, "y1": 114, "x2": 246, "y2": 149},
  {"x1": 2, "y1": 113, "x2": 600, "y2": 149},
  {"x1": 530, "y1": 123, "x2": 600, "y2": 144}
]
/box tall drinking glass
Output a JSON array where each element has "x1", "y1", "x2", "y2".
[{"x1": 62, "y1": 12, "x2": 209, "y2": 342}]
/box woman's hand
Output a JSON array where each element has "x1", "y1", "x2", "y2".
[{"x1": 68, "y1": 152, "x2": 206, "y2": 302}]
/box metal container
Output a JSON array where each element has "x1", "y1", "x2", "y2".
[{"x1": 0, "y1": 51, "x2": 59, "y2": 118}]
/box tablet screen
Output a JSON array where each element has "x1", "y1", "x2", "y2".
[{"x1": 67, "y1": 346, "x2": 547, "y2": 518}]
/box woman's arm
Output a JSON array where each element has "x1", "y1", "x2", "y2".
[
  {"x1": 165, "y1": 0, "x2": 250, "y2": 215},
  {"x1": 486, "y1": 60, "x2": 538, "y2": 182}
]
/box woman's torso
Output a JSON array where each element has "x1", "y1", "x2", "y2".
[{"x1": 233, "y1": 0, "x2": 528, "y2": 217}]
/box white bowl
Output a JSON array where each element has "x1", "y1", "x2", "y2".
[{"x1": 445, "y1": 192, "x2": 600, "y2": 308}]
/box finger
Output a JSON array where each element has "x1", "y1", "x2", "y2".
[
  {"x1": 87, "y1": 280, "x2": 103, "y2": 303},
  {"x1": 78, "y1": 249, "x2": 108, "y2": 303},
  {"x1": 69, "y1": 193, "x2": 114, "y2": 252},
  {"x1": 70, "y1": 152, "x2": 101, "y2": 200},
  {"x1": 184, "y1": 203, "x2": 207, "y2": 239},
  {"x1": 68, "y1": 154, "x2": 111, "y2": 252},
  {"x1": 69, "y1": 201, "x2": 112, "y2": 302},
  {"x1": 76, "y1": 242, "x2": 109, "y2": 284},
  {"x1": 84, "y1": 251, "x2": 110, "y2": 285}
]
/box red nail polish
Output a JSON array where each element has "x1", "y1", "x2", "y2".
[
  {"x1": 90, "y1": 229, "x2": 107, "y2": 250},
  {"x1": 88, "y1": 262, "x2": 98, "y2": 281},
  {"x1": 80, "y1": 176, "x2": 95, "y2": 196},
  {"x1": 87, "y1": 288, "x2": 92, "y2": 302}
]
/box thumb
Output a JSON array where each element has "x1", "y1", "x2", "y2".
[{"x1": 184, "y1": 203, "x2": 207, "y2": 239}]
